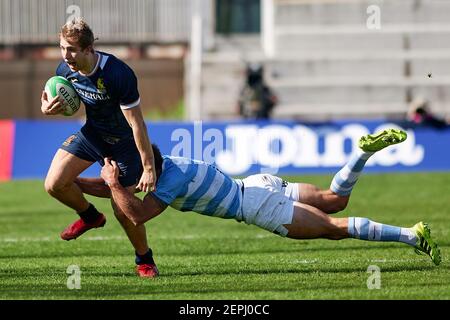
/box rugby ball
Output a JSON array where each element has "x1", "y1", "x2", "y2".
[{"x1": 44, "y1": 76, "x2": 80, "y2": 116}]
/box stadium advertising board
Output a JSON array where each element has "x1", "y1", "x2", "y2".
[
  {"x1": 152, "y1": 120, "x2": 449, "y2": 175},
  {"x1": 10, "y1": 120, "x2": 450, "y2": 179}
]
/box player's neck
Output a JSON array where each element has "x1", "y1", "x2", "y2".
[{"x1": 79, "y1": 51, "x2": 99, "y2": 76}]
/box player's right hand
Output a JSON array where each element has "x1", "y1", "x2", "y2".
[
  {"x1": 101, "y1": 157, "x2": 120, "y2": 187},
  {"x1": 41, "y1": 91, "x2": 64, "y2": 115}
]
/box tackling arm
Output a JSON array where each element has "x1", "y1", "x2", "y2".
[
  {"x1": 75, "y1": 177, "x2": 143, "y2": 198},
  {"x1": 101, "y1": 158, "x2": 166, "y2": 226},
  {"x1": 74, "y1": 177, "x2": 111, "y2": 198}
]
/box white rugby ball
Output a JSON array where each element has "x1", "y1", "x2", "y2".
[{"x1": 44, "y1": 76, "x2": 80, "y2": 116}]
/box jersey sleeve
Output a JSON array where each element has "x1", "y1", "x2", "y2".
[
  {"x1": 151, "y1": 161, "x2": 187, "y2": 205},
  {"x1": 116, "y1": 63, "x2": 140, "y2": 110}
]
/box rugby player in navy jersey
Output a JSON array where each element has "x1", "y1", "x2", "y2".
[
  {"x1": 40, "y1": 18, "x2": 158, "y2": 278},
  {"x1": 96, "y1": 135, "x2": 441, "y2": 273}
]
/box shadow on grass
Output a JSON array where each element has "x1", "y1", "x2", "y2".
[
  {"x1": 0, "y1": 278, "x2": 448, "y2": 299},
  {"x1": 0, "y1": 242, "x2": 421, "y2": 259},
  {"x1": 0, "y1": 261, "x2": 443, "y2": 280}
]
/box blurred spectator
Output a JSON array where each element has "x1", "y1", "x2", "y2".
[
  {"x1": 237, "y1": 63, "x2": 278, "y2": 120},
  {"x1": 407, "y1": 98, "x2": 449, "y2": 128}
]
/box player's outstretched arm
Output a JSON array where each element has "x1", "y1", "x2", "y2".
[{"x1": 101, "y1": 158, "x2": 166, "y2": 226}]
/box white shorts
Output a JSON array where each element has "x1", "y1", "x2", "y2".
[{"x1": 240, "y1": 174, "x2": 297, "y2": 237}]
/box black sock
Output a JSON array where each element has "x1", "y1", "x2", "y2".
[
  {"x1": 78, "y1": 204, "x2": 101, "y2": 223},
  {"x1": 135, "y1": 249, "x2": 155, "y2": 265}
]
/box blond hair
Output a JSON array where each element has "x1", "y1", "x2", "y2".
[{"x1": 60, "y1": 17, "x2": 95, "y2": 49}]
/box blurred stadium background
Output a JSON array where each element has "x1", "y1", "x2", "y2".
[
  {"x1": 1, "y1": 0, "x2": 450, "y2": 121},
  {"x1": 0, "y1": 0, "x2": 449, "y2": 300}
]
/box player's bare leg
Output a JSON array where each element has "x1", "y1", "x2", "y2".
[
  {"x1": 45, "y1": 149, "x2": 106, "y2": 240},
  {"x1": 296, "y1": 183, "x2": 349, "y2": 214},
  {"x1": 45, "y1": 149, "x2": 93, "y2": 212},
  {"x1": 111, "y1": 187, "x2": 150, "y2": 254},
  {"x1": 284, "y1": 202, "x2": 348, "y2": 240},
  {"x1": 111, "y1": 186, "x2": 158, "y2": 278},
  {"x1": 292, "y1": 129, "x2": 407, "y2": 214},
  {"x1": 329, "y1": 129, "x2": 407, "y2": 199},
  {"x1": 283, "y1": 202, "x2": 440, "y2": 265},
  {"x1": 57, "y1": 169, "x2": 158, "y2": 275}
]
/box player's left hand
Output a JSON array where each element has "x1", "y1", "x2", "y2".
[
  {"x1": 137, "y1": 168, "x2": 156, "y2": 193},
  {"x1": 101, "y1": 157, "x2": 120, "y2": 186}
]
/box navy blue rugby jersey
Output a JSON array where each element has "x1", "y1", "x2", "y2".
[{"x1": 56, "y1": 51, "x2": 140, "y2": 138}]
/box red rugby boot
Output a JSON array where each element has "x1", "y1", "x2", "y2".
[
  {"x1": 60, "y1": 213, "x2": 106, "y2": 240},
  {"x1": 136, "y1": 263, "x2": 159, "y2": 278}
]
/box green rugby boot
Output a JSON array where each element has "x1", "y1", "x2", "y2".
[
  {"x1": 359, "y1": 129, "x2": 407, "y2": 152},
  {"x1": 411, "y1": 221, "x2": 441, "y2": 266}
]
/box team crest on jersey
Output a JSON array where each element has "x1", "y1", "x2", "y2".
[
  {"x1": 62, "y1": 134, "x2": 77, "y2": 147},
  {"x1": 97, "y1": 78, "x2": 106, "y2": 93}
]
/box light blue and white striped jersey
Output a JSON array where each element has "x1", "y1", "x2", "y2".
[{"x1": 152, "y1": 156, "x2": 243, "y2": 219}]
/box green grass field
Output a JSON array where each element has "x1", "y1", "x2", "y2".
[{"x1": 0, "y1": 172, "x2": 449, "y2": 300}]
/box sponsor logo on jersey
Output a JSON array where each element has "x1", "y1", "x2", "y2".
[
  {"x1": 74, "y1": 88, "x2": 111, "y2": 101},
  {"x1": 97, "y1": 78, "x2": 107, "y2": 94}
]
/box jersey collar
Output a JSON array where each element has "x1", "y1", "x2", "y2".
[{"x1": 80, "y1": 51, "x2": 101, "y2": 77}]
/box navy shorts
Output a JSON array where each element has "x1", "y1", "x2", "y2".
[{"x1": 60, "y1": 125, "x2": 142, "y2": 187}]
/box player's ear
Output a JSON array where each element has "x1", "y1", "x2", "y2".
[{"x1": 83, "y1": 44, "x2": 94, "y2": 54}]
